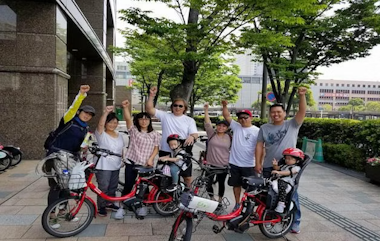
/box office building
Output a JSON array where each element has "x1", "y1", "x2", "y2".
[
  {"x1": 0, "y1": 0, "x2": 116, "y2": 159},
  {"x1": 310, "y1": 79, "x2": 380, "y2": 110}
]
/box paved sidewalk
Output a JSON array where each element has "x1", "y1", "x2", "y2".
[{"x1": 0, "y1": 124, "x2": 380, "y2": 240}]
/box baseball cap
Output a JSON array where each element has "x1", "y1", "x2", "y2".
[
  {"x1": 216, "y1": 120, "x2": 229, "y2": 126},
  {"x1": 236, "y1": 109, "x2": 252, "y2": 117},
  {"x1": 79, "y1": 105, "x2": 96, "y2": 116}
]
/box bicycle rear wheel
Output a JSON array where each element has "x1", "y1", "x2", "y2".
[
  {"x1": 152, "y1": 190, "x2": 179, "y2": 216},
  {"x1": 0, "y1": 157, "x2": 11, "y2": 171},
  {"x1": 259, "y1": 209, "x2": 294, "y2": 239},
  {"x1": 10, "y1": 153, "x2": 22, "y2": 166},
  {"x1": 41, "y1": 196, "x2": 95, "y2": 238},
  {"x1": 169, "y1": 211, "x2": 193, "y2": 241}
]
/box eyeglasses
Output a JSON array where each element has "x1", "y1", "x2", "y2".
[
  {"x1": 173, "y1": 104, "x2": 184, "y2": 108},
  {"x1": 238, "y1": 116, "x2": 249, "y2": 120}
]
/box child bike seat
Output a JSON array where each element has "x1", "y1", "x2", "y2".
[{"x1": 134, "y1": 166, "x2": 155, "y2": 176}]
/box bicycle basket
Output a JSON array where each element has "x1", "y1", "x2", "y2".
[
  {"x1": 53, "y1": 151, "x2": 79, "y2": 174},
  {"x1": 57, "y1": 173, "x2": 86, "y2": 190}
]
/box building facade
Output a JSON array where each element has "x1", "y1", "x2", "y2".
[
  {"x1": 114, "y1": 61, "x2": 138, "y2": 109},
  {"x1": 0, "y1": 0, "x2": 116, "y2": 159},
  {"x1": 310, "y1": 79, "x2": 380, "y2": 110}
]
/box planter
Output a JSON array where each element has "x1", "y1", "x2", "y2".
[{"x1": 365, "y1": 164, "x2": 380, "y2": 183}]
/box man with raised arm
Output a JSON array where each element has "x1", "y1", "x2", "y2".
[
  {"x1": 145, "y1": 86, "x2": 198, "y2": 187},
  {"x1": 221, "y1": 100, "x2": 260, "y2": 211},
  {"x1": 255, "y1": 86, "x2": 307, "y2": 234}
]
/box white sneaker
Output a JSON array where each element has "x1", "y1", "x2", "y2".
[
  {"x1": 114, "y1": 208, "x2": 125, "y2": 220},
  {"x1": 275, "y1": 202, "x2": 285, "y2": 213},
  {"x1": 50, "y1": 222, "x2": 60, "y2": 229},
  {"x1": 71, "y1": 217, "x2": 79, "y2": 222}
]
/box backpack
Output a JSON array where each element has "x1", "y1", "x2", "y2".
[{"x1": 44, "y1": 121, "x2": 74, "y2": 150}]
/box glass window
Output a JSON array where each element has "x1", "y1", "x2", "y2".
[
  {"x1": 336, "y1": 84, "x2": 339, "y2": 87},
  {"x1": 0, "y1": 5, "x2": 17, "y2": 40},
  {"x1": 358, "y1": 85, "x2": 360, "y2": 87},
  {"x1": 347, "y1": 84, "x2": 350, "y2": 87}
]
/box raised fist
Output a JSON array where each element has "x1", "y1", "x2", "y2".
[
  {"x1": 150, "y1": 86, "x2": 157, "y2": 97},
  {"x1": 298, "y1": 87, "x2": 307, "y2": 96},
  {"x1": 221, "y1": 100, "x2": 228, "y2": 106},
  {"x1": 121, "y1": 100, "x2": 130, "y2": 108},
  {"x1": 80, "y1": 85, "x2": 90, "y2": 94},
  {"x1": 105, "y1": 106, "x2": 114, "y2": 113},
  {"x1": 204, "y1": 102, "x2": 209, "y2": 111}
]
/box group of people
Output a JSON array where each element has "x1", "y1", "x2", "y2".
[{"x1": 45, "y1": 84, "x2": 307, "y2": 234}]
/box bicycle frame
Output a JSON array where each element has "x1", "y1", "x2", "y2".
[{"x1": 69, "y1": 168, "x2": 174, "y2": 217}]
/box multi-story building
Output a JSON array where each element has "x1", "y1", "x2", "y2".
[
  {"x1": 310, "y1": 79, "x2": 380, "y2": 110},
  {"x1": 114, "y1": 61, "x2": 139, "y2": 109},
  {"x1": 233, "y1": 51, "x2": 263, "y2": 109},
  {"x1": 0, "y1": 0, "x2": 116, "y2": 159}
]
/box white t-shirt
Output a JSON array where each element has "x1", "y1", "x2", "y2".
[
  {"x1": 94, "y1": 130, "x2": 124, "y2": 171},
  {"x1": 155, "y1": 109, "x2": 198, "y2": 152},
  {"x1": 229, "y1": 120, "x2": 260, "y2": 167}
]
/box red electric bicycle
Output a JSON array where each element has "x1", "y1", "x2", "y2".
[
  {"x1": 169, "y1": 154, "x2": 311, "y2": 240},
  {"x1": 39, "y1": 143, "x2": 182, "y2": 238}
]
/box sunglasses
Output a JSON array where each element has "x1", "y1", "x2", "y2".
[
  {"x1": 238, "y1": 116, "x2": 249, "y2": 120},
  {"x1": 173, "y1": 104, "x2": 184, "y2": 108}
]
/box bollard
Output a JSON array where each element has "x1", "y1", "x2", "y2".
[{"x1": 313, "y1": 139, "x2": 324, "y2": 162}]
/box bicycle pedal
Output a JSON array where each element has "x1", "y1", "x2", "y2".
[{"x1": 212, "y1": 225, "x2": 220, "y2": 234}]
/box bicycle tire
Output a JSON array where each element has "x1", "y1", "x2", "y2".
[
  {"x1": 152, "y1": 190, "x2": 179, "y2": 216},
  {"x1": 0, "y1": 157, "x2": 11, "y2": 172},
  {"x1": 41, "y1": 196, "x2": 95, "y2": 238},
  {"x1": 259, "y1": 209, "x2": 294, "y2": 239},
  {"x1": 10, "y1": 153, "x2": 22, "y2": 166},
  {"x1": 169, "y1": 212, "x2": 193, "y2": 241}
]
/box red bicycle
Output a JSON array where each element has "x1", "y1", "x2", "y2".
[
  {"x1": 39, "y1": 144, "x2": 182, "y2": 238},
  {"x1": 169, "y1": 155, "x2": 311, "y2": 240}
]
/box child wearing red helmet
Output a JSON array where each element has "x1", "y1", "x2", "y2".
[
  {"x1": 271, "y1": 148, "x2": 304, "y2": 213},
  {"x1": 158, "y1": 134, "x2": 189, "y2": 192}
]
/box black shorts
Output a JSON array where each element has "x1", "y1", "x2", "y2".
[
  {"x1": 228, "y1": 164, "x2": 256, "y2": 187},
  {"x1": 158, "y1": 150, "x2": 192, "y2": 178}
]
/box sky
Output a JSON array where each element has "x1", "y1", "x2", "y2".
[{"x1": 115, "y1": 0, "x2": 380, "y2": 82}]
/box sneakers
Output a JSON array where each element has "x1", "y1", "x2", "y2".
[
  {"x1": 114, "y1": 208, "x2": 125, "y2": 220},
  {"x1": 291, "y1": 223, "x2": 300, "y2": 234},
  {"x1": 166, "y1": 184, "x2": 178, "y2": 192},
  {"x1": 106, "y1": 203, "x2": 120, "y2": 212},
  {"x1": 98, "y1": 207, "x2": 107, "y2": 217},
  {"x1": 232, "y1": 203, "x2": 240, "y2": 212},
  {"x1": 50, "y1": 219, "x2": 60, "y2": 229},
  {"x1": 275, "y1": 202, "x2": 285, "y2": 213}
]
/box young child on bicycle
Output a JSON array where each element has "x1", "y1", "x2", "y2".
[
  {"x1": 158, "y1": 134, "x2": 190, "y2": 192},
  {"x1": 271, "y1": 148, "x2": 304, "y2": 213}
]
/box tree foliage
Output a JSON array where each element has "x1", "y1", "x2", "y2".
[{"x1": 241, "y1": 0, "x2": 380, "y2": 114}]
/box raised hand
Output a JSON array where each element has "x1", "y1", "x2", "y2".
[
  {"x1": 204, "y1": 102, "x2": 209, "y2": 111},
  {"x1": 105, "y1": 106, "x2": 114, "y2": 113},
  {"x1": 80, "y1": 85, "x2": 90, "y2": 94},
  {"x1": 272, "y1": 158, "x2": 278, "y2": 166},
  {"x1": 150, "y1": 86, "x2": 157, "y2": 97},
  {"x1": 221, "y1": 100, "x2": 228, "y2": 106},
  {"x1": 121, "y1": 100, "x2": 130, "y2": 108},
  {"x1": 298, "y1": 87, "x2": 307, "y2": 96}
]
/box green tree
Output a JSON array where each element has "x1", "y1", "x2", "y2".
[
  {"x1": 322, "y1": 104, "x2": 332, "y2": 111},
  {"x1": 348, "y1": 98, "x2": 365, "y2": 108},
  {"x1": 366, "y1": 101, "x2": 380, "y2": 112},
  {"x1": 241, "y1": 0, "x2": 380, "y2": 114},
  {"x1": 118, "y1": 0, "x2": 317, "y2": 102}
]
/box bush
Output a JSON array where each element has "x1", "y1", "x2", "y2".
[{"x1": 323, "y1": 143, "x2": 366, "y2": 172}]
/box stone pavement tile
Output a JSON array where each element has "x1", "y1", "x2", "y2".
[
  {"x1": 297, "y1": 208, "x2": 325, "y2": 221},
  {"x1": 0, "y1": 191, "x2": 12, "y2": 198},
  {"x1": 335, "y1": 211, "x2": 379, "y2": 220},
  {"x1": 365, "y1": 210, "x2": 380, "y2": 218},
  {"x1": 324, "y1": 203, "x2": 367, "y2": 212},
  {"x1": 9, "y1": 173, "x2": 29, "y2": 177},
  {"x1": 0, "y1": 239, "x2": 45, "y2": 241},
  {"x1": 14, "y1": 198, "x2": 47, "y2": 206},
  {"x1": 223, "y1": 233, "x2": 252, "y2": 241},
  {"x1": 45, "y1": 238, "x2": 78, "y2": 241},
  {"x1": 354, "y1": 219, "x2": 380, "y2": 232},
  {"x1": 78, "y1": 237, "x2": 129, "y2": 241},
  {"x1": 17, "y1": 205, "x2": 47, "y2": 214},
  {"x1": 249, "y1": 232, "x2": 297, "y2": 241},
  {"x1": 151, "y1": 220, "x2": 174, "y2": 235},
  {"x1": 129, "y1": 235, "x2": 169, "y2": 241},
  {"x1": 352, "y1": 196, "x2": 377, "y2": 204},
  {"x1": 13, "y1": 191, "x2": 48, "y2": 199},
  {"x1": 192, "y1": 234, "x2": 225, "y2": 241},
  {"x1": 300, "y1": 220, "x2": 344, "y2": 232},
  {"x1": 0, "y1": 225, "x2": 31, "y2": 239},
  {"x1": 21, "y1": 225, "x2": 53, "y2": 239},
  {"x1": 105, "y1": 223, "x2": 152, "y2": 236},
  {"x1": 367, "y1": 219, "x2": 380, "y2": 229},
  {"x1": 0, "y1": 214, "x2": 38, "y2": 225},
  {"x1": 76, "y1": 224, "x2": 107, "y2": 237},
  {"x1": 294, "y1": 231, "x2": 362, "y2": 241},
  {"x1": 0, "y1": 205, "x2": 24, "y2": 214}
]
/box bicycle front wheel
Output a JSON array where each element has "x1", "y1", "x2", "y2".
[
  {"x1": 259, "y1": 209, "x2": 294, "y2": 239},
  {"x1": 10, "y1": 153, "x2": 22, "y2": 166},
  {"x1": 41, "y1": 196, "x2": 95, "y2": 238},
  {"x1": 169, "y1": 212, "x2": 193, "y2": 241}
]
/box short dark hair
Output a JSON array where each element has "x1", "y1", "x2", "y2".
[
  {"x1": 269, "y1": 103, "x2": 285, "y2": 112},
  {"x1": 106, "y1": 112, "x2": 118, "y2": 123},
  {"x1": 134, "y1": 112, "x2": 154, "y2": 133}
]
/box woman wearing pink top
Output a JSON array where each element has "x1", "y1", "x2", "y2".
[{"x1": 204, "y1": 103, "x2": 231, "y2": 202}]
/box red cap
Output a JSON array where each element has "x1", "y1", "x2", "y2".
[{"x1": 236, "y1": 109, "x2": 252, "y2": 117}]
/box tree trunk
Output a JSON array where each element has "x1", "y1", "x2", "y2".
[{"x1": 170, "y1": 7, "x2": 199, "y2": 102}]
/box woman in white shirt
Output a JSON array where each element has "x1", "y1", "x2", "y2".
[{"x1": 95, "y1": 106, "x2": 124, "y2": 217}]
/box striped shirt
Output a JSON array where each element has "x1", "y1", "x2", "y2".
[{"x1": 125, "y1": 126, "x2": 161, "y2": 166}]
